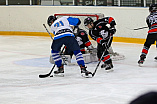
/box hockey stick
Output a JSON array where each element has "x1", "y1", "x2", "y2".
[
  {"x1": 39, "y1": 45, "x2": 66, "y2": 78},
  {"x1": 92, "y1": 35, "x2": 113, "y2": 77},
  {"x1": 133, "y1": 26, "x2": 148, "y2": 30},
  {"x1": 92, "y1": 49, "x2": 106, "y2": 77},
  {"x1": 43, "y1": 24, "x2": 53, "y2": 39},
  {"x1": 39, "y1": 64, "x2": 55, "y2": 78},
  {"x1": 39, "y1": 24, "x2": 66, "y2": 78}
]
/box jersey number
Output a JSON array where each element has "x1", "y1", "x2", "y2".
[{"x1": 54, "y1": 21, "x2": 64, "y2": 27}]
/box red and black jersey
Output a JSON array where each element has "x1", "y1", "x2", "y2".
[
  {"x1": 89, "y1": 17, "x2": 116, "y2": 44},
  {"x1": 75, "y1": 29, "x2": 92, "y2": 53},
  {"x1": 146, "y1": 12, "x2": 157, "y2": 34}
]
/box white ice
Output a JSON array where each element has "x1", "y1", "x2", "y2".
[{"x1": 0, "y1": 35, "x2": 157, "y2": 104}]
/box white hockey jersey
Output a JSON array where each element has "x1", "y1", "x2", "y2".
[{"x1": 51, "y1": 16, "x2": 80, "y2": 40}]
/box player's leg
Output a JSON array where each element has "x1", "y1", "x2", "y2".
[
  {"x1": 64, "y1": 36, "x2": 92, "y2": 77},
  {"x1": 97, "y1": 44, "x2": 113, "y2": 72},
  {"x1": 138, "y1": 34, "x2": 156, "y2": 65},
  {"x1": 51, "y1": 39, "x2": 64, "y2": 76}
]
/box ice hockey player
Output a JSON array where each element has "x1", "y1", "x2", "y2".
[
  {"x1": 84, "y1": 16, "x2": 116, "y2": 72},
  {"x1": 138, "y1": 4, "x2": 157, "y2": 65},
  {"x1": 63, "y1": 26, "x2": 95, "y2": 55},
  {"x1": 47, "y1": 15, "x2": 92, "y2": 77}
]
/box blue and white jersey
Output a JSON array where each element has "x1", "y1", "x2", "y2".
[{"x1": 51, "y1": 16, "x2": 80, "y2": 40}]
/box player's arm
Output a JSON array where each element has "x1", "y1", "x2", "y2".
[
  {"x1": 67, "y1": 17, "x2": 81, "y2": 26},
  {"x1": 146, "y1": 16, "x2": 151, "y2": 28},
  {"x1": 82, "y1": 31, "x2": 93, "y2": 49},
  {"x1": 103, "y1": 17, "x2": 116, "y2": 35}
]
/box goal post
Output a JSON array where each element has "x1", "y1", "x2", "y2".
[{"x1": 54, "y1": 13, "x2": 104, "y2": 20}]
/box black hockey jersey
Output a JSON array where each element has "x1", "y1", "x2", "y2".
[
  {"x1": 146, "y1": 12, "x2": 157, "y2": 34},
  {"x1": 89, "y1": 17, "x2": 116, "y2": 44},
  {"x1": 75, "y1": 29, "x2": 92, "y2": 52}
]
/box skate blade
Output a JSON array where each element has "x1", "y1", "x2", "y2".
[
  {"x1": 105, "y1": 69, "x2": 114, "y2": 73},
  {"x1": 138, "y1": 63, "x2": 143, "y2": 67},
  {"x1": 54, "y1": 73, "x2": 64, "y2": 77},
  {"x1": 81, "y1": 73, "x2": 93, "y2": 78}
]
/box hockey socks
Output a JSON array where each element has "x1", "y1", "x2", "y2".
[
  {"x1": 73, "y1": 50, "x2": 85, "y2": 66},
  {"x1": 51, "y1": 50, "x2": 62, "y2": 67}
]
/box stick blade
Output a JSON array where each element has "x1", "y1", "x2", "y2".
[{"x1": 39, "y1": 73, "x2": 50, "y2": 78}]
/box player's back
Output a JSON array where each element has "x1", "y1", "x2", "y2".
[{"x1": 51, "y1": 16, "x2": 74, "y2": 40}]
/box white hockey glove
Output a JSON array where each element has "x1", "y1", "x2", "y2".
[{"x1": 87, "y1": 45, "x2": 97, "y2": 54}]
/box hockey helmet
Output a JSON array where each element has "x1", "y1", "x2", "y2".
[
  {"x1": 149, "y1": 4, "x2": 157, "y2": 12},
  {"x1": 84, "y1": 17, "x2": 94, "y2": 26},
  {"x1": 47, "y1": 15, "x2": 57, "y2": 26}
]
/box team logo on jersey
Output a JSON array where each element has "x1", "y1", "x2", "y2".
[
  {"x1": 98, "y1": 26, "x2": 102, "y2": 29},
  {"x1": 80, "y1": 32, "x2": 85, "y2": 35}
]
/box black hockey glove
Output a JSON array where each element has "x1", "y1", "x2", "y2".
[{"x1": 109, "y1": 27, "x2": 116, "y2": 35}]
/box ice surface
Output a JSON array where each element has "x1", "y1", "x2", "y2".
[{"x1": 0, "y1": 35, "x2": 157, "y2": 104}]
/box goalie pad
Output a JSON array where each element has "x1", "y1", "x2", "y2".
[
  {"x1": 83, "y1": 53, "x2": 98, "y2": 63},
  {"x1": 110, "y1": 52, "x2": 125, "y2": 61},
  {"x1": 108, "y1": 46, "x2": 125, "y2": 61}
]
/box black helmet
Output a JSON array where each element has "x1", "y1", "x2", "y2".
[
  {"x1": 47, "y1": 15, "x2": 57, "y2": 26},
  {"x1": 149, "y1": 4, "x2": 157, "y2": 12},
  {"x1": 84, "y1": 17, "x2": 94, "y2": 26}
]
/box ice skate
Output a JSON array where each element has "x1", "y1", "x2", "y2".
[
  {"x1": 104, "y1": 63, "x2": 114, "y2": 72},
  {"x1": 101, "y1": 63, "x2": 107, "y2": 68},
  {"x1": 54, "y1": 65, "x2": 64, "y2": 77},
  {"x1": 138, "y1": 54, "x2": 146, "y2": 66},
  {"x1": 80, "y1": 65, "x2": 92, "y2": 78}
]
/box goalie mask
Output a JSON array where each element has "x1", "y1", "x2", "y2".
[
  {"x1": 149, "y1": 4, "x2": 157, "y2": 12},
  {"x1": 47, "y1": 15, "x2": 57, "y2": 26}
]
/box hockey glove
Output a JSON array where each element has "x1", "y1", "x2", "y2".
[
  {"x1": 87, "y1": 45, "x2": 96, "y2": 54},
  {"x1": 109, "y1": 27, "x2": 116, "y2": 35}
]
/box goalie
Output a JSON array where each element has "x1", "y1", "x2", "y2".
[{"x1": 64, "y1": 26, "x2": 94, "y2": 54}]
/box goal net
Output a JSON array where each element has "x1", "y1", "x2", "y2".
[{"x1": 54, "y1": 13, "x2": 125, "y2": 61}]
